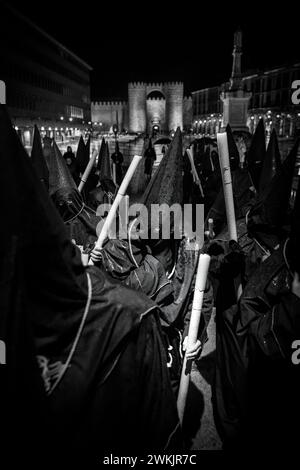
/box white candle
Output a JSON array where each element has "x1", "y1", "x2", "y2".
[
  {"x1": 177, "y1": 253, "x2": 211, "y2": 423},
  {"x1": 78, "y1": 149, "x2": 98, "y2": 193},
  {"x1": 217, "y1": 133, "x2": 237, "y2": 241},
  {"x1": 94, "y1": 155, "x2": 142, "y2": 249}
]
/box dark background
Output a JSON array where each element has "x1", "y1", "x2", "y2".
[{"x1": 4, "y1": 1, "x2": 300, "y2": 99}]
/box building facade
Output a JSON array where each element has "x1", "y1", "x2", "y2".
[
  {"x1": 191, "y1": 27, "x2": 300, "y2": 150},
  {"x1": 192, "y1": 64, "x2": 300, "y2": 139},
  {"x1": 0, "y1": 5, "x2": 92, "y2": 147}
]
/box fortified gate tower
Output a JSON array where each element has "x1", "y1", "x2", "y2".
[{"x1": 128, "y1": 82, "x2": 184, "y2": 134}]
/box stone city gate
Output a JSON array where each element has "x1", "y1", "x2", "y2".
[{"x1": 128, "y1": 82, "x2": 184, "y2": 134}]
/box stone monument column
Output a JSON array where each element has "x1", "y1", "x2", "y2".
[{"x1": 220, "y1": 30, "x2": 251, "y2": 132}]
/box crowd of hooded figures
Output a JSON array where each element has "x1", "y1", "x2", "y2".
[{"x1": 0, "y1": 102, "x2": 300, "y2": 463}]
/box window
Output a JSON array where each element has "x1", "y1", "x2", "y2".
[{"x1": 67, "y1": 105, "x2": 84, "y2": 119}]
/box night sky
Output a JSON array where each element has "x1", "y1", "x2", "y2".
[{"x1": 6, "y1": 1, "x2": 300, "y2": 100}]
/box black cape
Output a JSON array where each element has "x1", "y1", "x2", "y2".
[{"x1": 214, "y1": 243, "x2": 300, "y2": 450}]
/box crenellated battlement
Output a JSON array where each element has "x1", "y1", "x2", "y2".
[
  {"x1": 128, "y1": 81, "x2": 184, "y2": 89},
  {"x1": 164, "y1": 81, "x2": 184, "y2": 87},
  {"x1": 128, "y1": 82, "x2": 146, "y2": 88},
  {"x1": 92, "y1": 101, "x2": 127, "y2": 107},
  {"x1": 147, "y1": 82, "x2": 163, "y2": 88},
  {"x1": 146, "y1": 96, "x2": 165, "y2": 101}
]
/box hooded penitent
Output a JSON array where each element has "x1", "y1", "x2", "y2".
[
  {"x1": 88, "y1": 140, "x2": 115, "y2": 210},
  {"x1": 246, "y1": 118, "x2": 266, "y2": 191},
  {"x1": 96, "y1": 137, "x2": 106, "y2": 172},
  {"x1": 142, "y1": 127, "x2": 183, "y2": 219},
  {"x1": 141, "y1": 127, "x2": 183, "y2": 273},
  {"x1": 286, "y1": 175, "x2": 300, "y2": 275},
  {"x1": 0, "y1": 105, "x2": 90, "y2": 458},
  {"x1": 246, "y1": 138, "x2": 299, "y2": 251},
  {"x1": 226, "y1": 124, "x2": 240, "y2": 171},
  {"x1": 214, "y1": 147, "x2": 300, "y2": 451},
  {"x1": 144, "y1": 138, "x2": 156, "y2": 176},
  {"x1": 47, "y1": 140, "x2": 85, "y2": 223},
  {"x1": 63, "y1": 146, "x2": 80, "y2": 186},
  {"x1": 31, "y1": 125, "x2": 49, "y2": 189},
  {"x1": 0, "y1": 104, "x2": 182, "y2": 458},
  {"x1": 85, "y1": 135, "x2": 91, "y2": 161},
  {"x1": 258, "y1": 128, "x2": 282, "y2": 196},
  {"x1": 206, "y1": 166, "x2": 255, "y2": 237},
  {"x1": 42, "y1": 135, "x2": 53, "y2": 160},
  {"x1": 47, "y1": 141, "x2": 100, "y2": 246},
  {"x1": 111, "y1": 139, "x2": 124, "y2": 186},
  {"x1": 76, "y1": 135, "x2": 89, "y2": 174},
  {"x1": 99, "y1": 141, "x2": 113, "y2": 183}
]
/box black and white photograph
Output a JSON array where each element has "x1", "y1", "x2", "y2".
[{"x1": 0, "y1": 2, "x2": 300, "y2": 465}]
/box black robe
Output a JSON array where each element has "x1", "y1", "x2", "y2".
[
  {"x1": 42, "y1": 265, "x2": 182, "y2": 459},
  {"x1": 214, "y1": 242, "x2": 300, "y2": 451},
  {"x1": 0, "y1": 104, "x2": 181, "y2": 465},
  {"x1": 2, "y1": 250, "x2": 182, "y2": 463},
  {"x1": 96, "y1": 236, "x2": 214, "y2": 394}
]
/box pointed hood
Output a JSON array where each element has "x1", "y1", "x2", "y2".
[
  {"x1": 246, "y1": 119, "x2": 266, "y2": 190},
  {"x1": 141, "y1": 127, "x2": 183, "y2": 246},
  {"x1": 0, "y1": 104, "x2": 88, "y2": 346},
  {"x1": 142, "y1": 127, "x2": 183, "y2": 208},
  {"x1": 85, "y1": 134, "x2": 91, "y2": 160},
  {"x1": 247, "y1": 138, "x2": 299, "y2": 250},
  {"x1": 132, "y1": 138, "x2": 150, "y2": 194},
  {"x1": 76, "y1": 135, "x2": 89, "y2": 173},
  {"x1": 140, "y1": 128, "x2": 183, "y2": 271},
  {"x1": 206, "y1": 167, "x2": 255, "y2": 235},
  {"x1": 226, "y1": 124, "x2": 240, "y2": 170},
  {"x1": 99, "y1": 142, "x2": 113, "y2": 182},
  {"x1": 31, "y1": 125, "x2": 49, "y2": 189},
  {"x1": 42, "y1": 135, "x2": 53, "y2": 160},
  {"x1": 258, "y1": 129, "x2": 282, "y2": 196},
  {"x1": 48, "y1": 141, "x2": 77, "y2": 195},
  {"x1": 96, "y1": 137, "x2": 106, "y2": 170},
  {"x1": 48, "y1": 140, "x2": 84, "y2": 222}
]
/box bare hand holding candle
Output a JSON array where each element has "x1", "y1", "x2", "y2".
[{"x1": 89, "y1": 155, "x2": 142, "y2": 265}]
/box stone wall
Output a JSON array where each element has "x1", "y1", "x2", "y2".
[{"x1": 91, "y1": 101, "x2": 128, "y2": 131}]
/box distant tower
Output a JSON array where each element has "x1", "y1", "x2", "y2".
[
  {"x1": 128, "y1": 81, "x2": 184, "y2": 133},
  {"x1": 220, "y1": 29, "x2": 251, "y2": 132},
  {"x1": 0, "y1": 80, "x2": 6, "y2": 104},
  {"x1": 230, "y1": 29, "x2": 243, "y2": 90},
  {"x1": 128, "y1": 82, "x2": 147, "y2": 133},
  {"x1": 164, "y1": 82, "x2": 183, "y2": 131}
]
